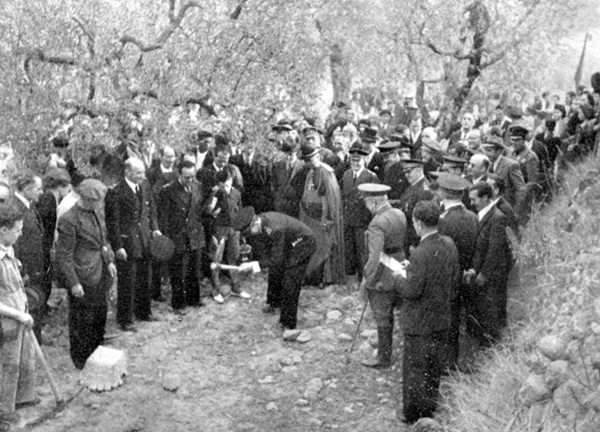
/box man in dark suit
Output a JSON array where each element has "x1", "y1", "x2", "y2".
[
  {"x1": 37, "y1": 168, "x2": 72, "y2": 314},
  {"x1": 397, "y1": 160, "x2": 435, "y2": 257},
  {"x1": 361, "y1": 127, "x2": 385, "y2": 180},
  {"x1": 482, "y1": 136, "x2": 525, "y2": 210},
  {"x1": 56, "y1": 179, "x2": 116, "y2": 369},
  {"x1": 158, "y1": 160, "x2": 205, "y2": 314},
  {"x1": 378, "y1": 140, "x2": 410, "y2": 205},
  {"x1": 230, "y1": 148, "x2": 274, "y2": 214},
  {"x1": 341, "y1": 142, "x2": 379, "y2": 284},
  {"x1": 359, "y1": 184, "x2": 406, "y2": 369},
  {"x1": 234, "y1": 207, "x2": 316, "y2": 331},
  {"x1": 271, "y1": 139, "x2": 303, "y2": 217},
  {"x1": 12, "y1": 174, "x2": 45, "y2": 342},
  {"x1": 146, "y1": 146, "x2": 178, "y2": 302},
  {"x1": 395, "y1": 200, "x2": 461, "y2": 424},
  {"x1": 448, "y1": 112, "x2": 476, "y2": 147},
  {"x1": 466, "y1": 181, "x2": 512, "y2": 346},
  {"x1": 437, "y1": 174, "x2": 478, "y2": 369},
  {"x1": 105, "y1": 158, "x2": 160, "y2": 331}
]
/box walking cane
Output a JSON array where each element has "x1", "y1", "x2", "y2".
[
  {"x1": 346, "y1": 299, "x2": 368, "y2": 364},
  {"x1": 28, "y1": 329, "x2": 63, "y2": 406}
]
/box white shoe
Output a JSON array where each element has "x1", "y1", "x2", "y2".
[
  {"x1": 231, "y1": 290, "x2": 251, "y2": 299},
  {"x1": 213, "y1": 293, "x2": 225, "y2": 304}
]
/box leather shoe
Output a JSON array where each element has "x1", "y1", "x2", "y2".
[
  {"x1": 231, "y1": 290, "x2": 251, "y2": 299},
  {"x1": 262, "y1": 305, "x2": 278, "y2": 314},
  {"x1": 119, "y1": 324, "x2": 137, "y2": 332},
  {"x1": 173, "y1": 308, "x2": 187, "y2": 316},
  {"x1": 360, "y1": 358, "x2": 392, "y2": 369}
]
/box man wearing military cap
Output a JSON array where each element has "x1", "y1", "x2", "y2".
[
  {"x1": 56, "y1": 179, "x2": 117, "y2": 369},
  {"x1": 441, "y1": 154, "x2": 469, "y2": 175},
  {"x1": 341, "y1": 142, "x2": 379, "y2": 286},
  {"x1": 234, "y1": 207, "x2": 316, "y2": 331},
  {"x1": 482, "y1": 135, "x2": 525, "y2": 210},
  {"x1": 436, "y1": 173, "x2": 478, "y2": 369},
  {"x1": 359, "y1": 183, "x2": 406, "y2": 369}
]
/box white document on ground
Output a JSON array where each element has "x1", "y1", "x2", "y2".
[{"x1": 379, "y1": 253, "x2": 407, "y2": 278}]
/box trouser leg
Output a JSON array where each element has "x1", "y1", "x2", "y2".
[
  {"x1": 116, "y1": 260, "x2": 135, "y2": 326},
  {"x1": 185, "y1": 249, "x2": 201, "y2": 306},
  {"x1": 267, "y1": 267, "x2": 284, "y2": 308},
  {"x1": 279, "y1": 264, "x2": 306, "y2": 329},
  {"x1": 134, "y1": 258, "x2": 151, "y2": 320},
  {"x1": 169, "y1": 251, "x2": 187, "y2": 310}
]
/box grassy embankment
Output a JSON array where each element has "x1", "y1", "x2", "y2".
[{"x1": 439, "y1": 156, "x2": 600, "y2": 432}]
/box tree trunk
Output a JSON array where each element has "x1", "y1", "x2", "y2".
[{"x1": 329, "y1": 43, "x2": 350, "y2": 104}]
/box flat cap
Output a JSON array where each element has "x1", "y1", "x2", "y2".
[
  {"x1": 76, "y1": 179, "x2": 107, "y2": 200},
  {"x1": 232, "y1": 206, "x2": 256, "y2": 232},
  {"x1": 44, "y1": 168, "x2": 71, "y2": 184},
  {"x1": 358, "y1": 183, "x2": 391, "y2": 197},
  {"x1": 360, "y1": 126, "x2": 379, "y2": 143},
  {"x1": 436, "y1": 173, "x2": 472, "y2": 191}
]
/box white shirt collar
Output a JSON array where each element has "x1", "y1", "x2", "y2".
[
  {"x1": 353, "y1": 167, "x2": 364, "y2": 178},
  {"x1": 125, "y1": 177, "x2": 138, "y2": 193},
  {"x1": 443, "y1": 200, "x2": 463, "y2": 211},
  {"x1": 14, "y1": 192, "x2": 29, "y2": 209},
  {"x1": 160, "y1": 164, "x2": 173, "y2": 173},
  {"x1": 492, "y1": 157, "x2": 501, "y2": 173},
  {"x1": 477, "y1": 200, "x2": 496, "y2": 221},
  {"x1": 420, "y1": 230, "x2": 438, "y2": 241},
  {"x1": 0, "y1": 243, "x2": 14, "y2": 260}
]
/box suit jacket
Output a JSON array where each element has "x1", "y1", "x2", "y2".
[
  {"x1": 473, "y1": 206, "x2": 512, "y2": 282},
  {"x1": 272, "y1": 158, "x2": 304, "y2": 217},
  {"x1": 341, "y1": 168, "x2": 379, "y2": 227},
  {"x1": 146, "y1": 164, "x2": 177, "y2": 189},
  {"x1": 36, "y1": 191, "x2": 58, "y2": 255},
  {"x1": 246, "y1": 212, "x2": 316, "y2": 270},
  {"x1": 56, "y1": 204, "x2": 114, "y2": 299},
  {"x1": 382, "y1": 162, "x2": 409, "y2": 203},
  {"x1": 399, "y1": 232, "x2": 460, "y2": 335},
  {"x1": 366, "y1": 151, "x2": 385, "y2": 180},
  {"x1": 158, "y1": 180, "x2": 205, "y2": 252},
  {"x1": 363, "y1": 203, "x2": 406, "y2": 290},
  {"x1": 196, "y1": 163, "x2": 244, "y2": 202},
  {"x1": 14, "y1": 199, "x2": 45, "y2": 287},
  {"x1": 493, "y1": 155, "x2": 525, "y2": 208},
  {"x1": 398, "y1": 177, "x2": 435, "y2": 255},
  {"x1": 105, "y1": 179, "x2": 158, "y2": 259},
  {"x1": 514, "y1": 148, "x2": 540, "y2": 185},
  {"x1": 496, "y1": 196, "x2": 521, "y2": 240},
  {"x1": 439, "y1": 203, "x2": 478, "y2": 272},
  {"x1": 230, "y1": 154, "x2": 274, "y2": 214}
]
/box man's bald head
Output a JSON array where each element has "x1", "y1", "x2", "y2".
[
  {"x1": 468, "y1": 153, "x2": 490, "y2": 179},
  {"x1": 124, "y1": 158, "x2": 146, "y2": 185}
]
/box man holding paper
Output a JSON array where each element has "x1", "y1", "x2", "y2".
[{"x1": 358, "y1": 183, "x2": 406, "y2": 369}]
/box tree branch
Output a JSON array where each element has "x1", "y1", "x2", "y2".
[
  {"x1": 425, "y1": 41, "x2": 471, "y2": 60},
  {"x1": 119, "y1": 1, "x2": 201, "y2": 53}
]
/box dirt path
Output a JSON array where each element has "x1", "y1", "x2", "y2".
[{"x1": 17, "y1": 274, "x2": 406, "y2": 432}]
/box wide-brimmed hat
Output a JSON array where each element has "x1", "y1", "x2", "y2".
[{"x1": 299, "y1": 142, "x2": 320, "y2": 160}]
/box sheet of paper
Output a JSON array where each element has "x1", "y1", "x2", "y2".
[{"x1": 380, "y1": 253, "x2": 407, "y2": 278}]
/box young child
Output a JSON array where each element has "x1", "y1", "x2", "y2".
[{"x1": 205, "y1": 167, "x2": 250, "y2": 303}]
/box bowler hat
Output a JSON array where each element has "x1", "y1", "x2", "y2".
[
  {"x1": 149, "y1": 235, "x2": 175, "y2": 262},
  {"x1": 232, "y1": 206, "x2": 256, "y2": 232}
]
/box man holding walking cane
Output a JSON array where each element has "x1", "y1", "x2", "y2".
[
  {"x1": 0, "y1": 203, "x2": 37, "y2": 429},
  {"x1": 358, "y1": 183, "x2": 406, "y2": 369}
]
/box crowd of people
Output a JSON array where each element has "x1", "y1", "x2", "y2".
[{"x1": 0, "y1": 77, "x2": 598, "y2": 428}]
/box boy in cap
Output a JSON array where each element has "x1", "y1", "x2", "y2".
[
  {"x1": 56, "y1": 179, "x2": 117, "y2": 369},
  {"x1": 358, "y1": 183, "x2": 406, "y2": 369},
  {"x1": 234, "y1": 207, "x2": 316, "y2": 331}
]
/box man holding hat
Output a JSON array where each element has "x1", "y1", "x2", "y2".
[
  {"x1": 378, "y1": 139, "x2": 410, "y2": 205},
  {"x1": 360, "y1": 127, "x2": 385, "y2": 180},
  {"x1": 358, "y1": 183, "x2": 406, "y2": 369},
  {"x1": 482, "y1": 135, "x2": 525, "y2": 210},
  {"x1": 234, "y1": 207, "x2": 316, "y2": 331},
  {"x1": 436, "y1": 173, "x2": 478, "y2": 369},
  {"x1": 341, "y1": 142, "x2": 379, "y2": 286},
  {"x1": 56, "y1": 179, "x2": 117, "y2": 369}
]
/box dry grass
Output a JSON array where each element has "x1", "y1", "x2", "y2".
[{"x1": 438, "y1": 156, "x2": 600, "y2": 432}]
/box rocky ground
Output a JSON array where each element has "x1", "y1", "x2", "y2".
[{"x1": 14, "y1": 273, "x2": 423, "y2": 432}]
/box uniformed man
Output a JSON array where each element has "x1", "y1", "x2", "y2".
[
  {"x1": 358, "y1": 184, "x2": 407, "y2": 369},
  {"x1": 233, "y1": 207, "x2": 316, "y2": 331}
]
